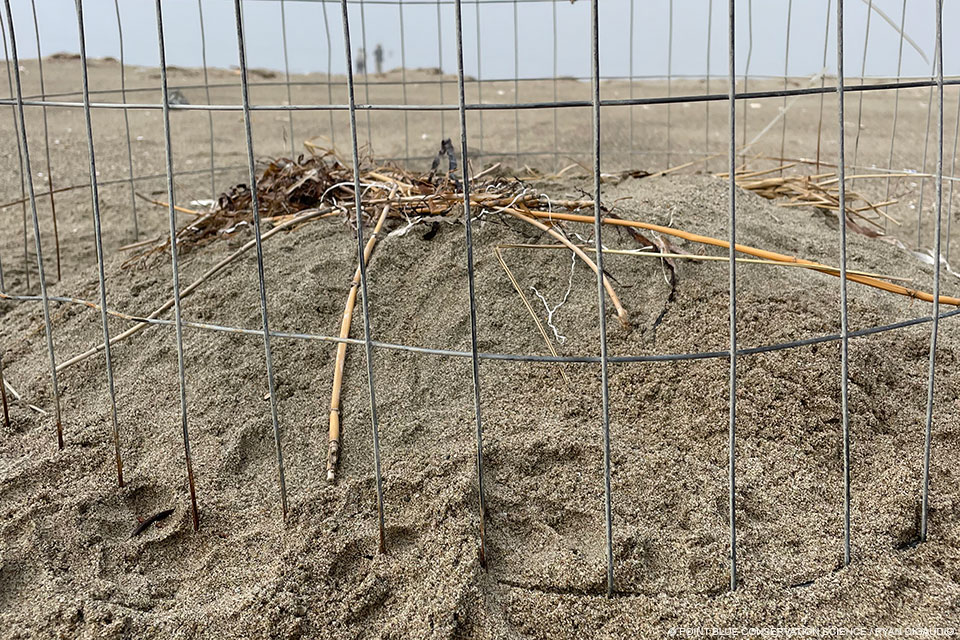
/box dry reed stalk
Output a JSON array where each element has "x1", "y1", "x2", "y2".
[
  {"x1": 134, "y1": 192, "x2": 205, "y2": 218},
  {"x1": 497, "y1": 207, "x2": 631, "y2": 328},
  {"x1": 1, "y1": 378, "x2": 45, "y2": 415},
  {"x1": 503, "y1": 243, "x2": 911, "y2": 283},
  {"x1": 493, "y1": 246, "x2": 571, "y2": 386},
  {"x1": 118, "y1": 236, "x2": 163, "y2": 252},
  {"x1": 57, "y1": 207, "x2": 337, "y2": 373},
  {"x1": 327, "y1": 202, "x2": 392, "y2": 483},
  {"x1": 519, "y1": 210, "x2": 960, "y2": 306},
  {"x1": 725, "y1": 171, "x2": 902, "y2": 232}
]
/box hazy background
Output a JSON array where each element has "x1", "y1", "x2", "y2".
[{"x1": 1, "y1": 0, "x2": 954, "y2": 85}]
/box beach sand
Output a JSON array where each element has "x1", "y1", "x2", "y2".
[{"x1": 1, "y1": 57, "x2": 959, "y2": 638}]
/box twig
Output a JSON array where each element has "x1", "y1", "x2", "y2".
[
  {"x1": 118, "y1": 236, "x2": 164, "y2": 252},
  {"x1": 496, "y1": 206, "x2": 631, "y2": 327},
  {"x1": 135, "y1": 192, "x2": 205, "y2": 217},
  {"x1": 472, "y1": 163, "x2": 502, "y2": 182},
  {"x1": 130, "y1": 508, "x2": 174, "y2": 537},
  {"x1": 0, "y1": 356, "x2": 9, "y2": 428},
  {"x1": 56, "y1": 207, "x2": 336, "y2": 373},
  {"x1": 493, "y1": 246, "x2": 570, "y2": 385},
  {"x1": 715, "y1": 163, "x2": 797, "y2": 180},
  {"x1": 328, "y1": 202, "x2": 392, "y2": 483},
  {"x1": 2, "y1": 377, "x2": 46, "y2": 415}
]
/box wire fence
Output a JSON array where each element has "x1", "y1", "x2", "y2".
[{"x1": 0, "y1": 0, "x2": 953, "y2": 597}]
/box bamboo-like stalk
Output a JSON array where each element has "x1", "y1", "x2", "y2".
[
  {"x1": 518, "y1": 210, "x2": 960, "y2": 306},
  {"x1": 496, "y1": 207, "x2": 631, "y2": 327},
  {"x1": 327, "y1": 203, "x2": 392, "y2": 483}
]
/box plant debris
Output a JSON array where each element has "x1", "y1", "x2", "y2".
[{"x1": 720, "y1": 164, "x2": 901, "y2": 236}]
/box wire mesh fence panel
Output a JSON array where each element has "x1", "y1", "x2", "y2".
[{"x1": 0, "y1": 0, "x2": 956, "y2": 610}]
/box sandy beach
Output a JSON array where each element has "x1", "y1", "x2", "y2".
[{"x1": 1, "y1": 57, "x2": 959, "y2": 637}]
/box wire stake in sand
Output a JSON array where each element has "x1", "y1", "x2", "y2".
[{"x1": 328, "y1": 202, "x2": 392, "y2": 483}]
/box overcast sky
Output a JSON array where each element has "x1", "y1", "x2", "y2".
[{"x1": 1, "y1": 0, "x2": 952, "y2": 82}]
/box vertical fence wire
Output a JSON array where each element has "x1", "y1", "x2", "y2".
[
  {"x1": 28, "y1": 0, "x2": 60, "y2": 282},
  {"x1": 816, "y1": 0, "x2": 833, "y2": 170},
  {"x1": 3, "y1": 0, "x2": 63, "y2": 450},
  {"x1": 113, "y1": 0, "x2": 138, "y2": 241},
  {"x1": 397, "y1": 0, "x2": 410, "y2": 161},
  {"x1": 920, "y1": 0, "x2": 944, "y2": 544},
  {"x1": 739, "y1": 0, "x2": 752, "y2": 166},
  {"x1": 883, "y1": 0, "x2": 908, "y2": 225},
  {"x1": 358, "y1": 0, "x2": 373, "y2": 150},
  {"x1": 75, "y1": 0, "x2": 124, "y2": 487},
  {"x1": 452, "y1": 0, "x2": 488, "y2": 570},
  {"x1": 726, "y1": 0, "x2": 738, "y2": 593},
  {"x1": 280, "y1": 0, "x2": 297, "y2": 158},
  {"x1": 0, "y1": 7, "x2": 27, "y2": 293},
  {"x1": 705, "y1": 0, "x2": 713, "y2": 172},
  {"x1": 836, "y1": 0, "x2": 852, "y2": 568},
  {"x1": 851, "y1": 0, "x2": 873, "y2": 185},
  {"x1": 474, "y1": 0, "x2": 483, "y2": 157},
  {"x1": 196, "y1": 0, "x2": 217, "y2": 201},
  {"x1": 154, "y1": 0, "x2": 200, "y2": 532},
  {"x1": 321, "y1": 0, "x2": 336, "y2": 148},
  {"x1": 779, "y1": 0, "x2": 793, "y2": 173},
  {"x1": 436, "y1": 0, "x2": 445, "y2": 140},
  {"x1": 589, "y1": 0, "x2": 615, "y2": 599},
  {"x1": 628, "y1": 0, "x2": 635, "y2": 167},
  {"x1": 917, "y1": 38, "x2": 939, "y2": 249},
  {"x1": 0, "y1": 19, "x2": 7, "y2": 289},
  {"x1": 666, "y1": 0, "x2": 673, "y2": 168},
  {"x1": 339, "y1": 0, "x2": 386, "y2": 554},
  {"x1": 513, "y1": 0, "x2": 520, "y2": 163},
  {"x1": 946, "y1": 88, "x2": 960, "y2": 263},
  {"x1": 234, "y1": 0, "x2": 290, "y2": 522},
  {"x1": 553, "y1": 0, "x2": 560, "y2": 171}
]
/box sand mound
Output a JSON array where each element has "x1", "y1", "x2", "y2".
[{"x1": 2, "y1": 175, "x2": 959, "y2": 638}]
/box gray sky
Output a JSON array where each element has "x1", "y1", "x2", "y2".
[{"x1": 2, "y1": 0, "x2": 951, "y2": 83}]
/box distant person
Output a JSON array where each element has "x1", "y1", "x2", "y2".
[
  {"x1": 355, "y1": 48, "x2": 366, "y2": 74},
  {"x1": 373, "y1": 44, "x2": 384, "y2": 75}
]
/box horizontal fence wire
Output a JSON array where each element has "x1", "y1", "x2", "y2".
[
  {"x1": 4, "y1": 78, "x2": 960, "y2": 112},
  {"x1": 6, "y1": 290, "x2": 960, "y2": 366},
  {"x1": 15, "y1": 73, "x2": 940, "y2": 103}
]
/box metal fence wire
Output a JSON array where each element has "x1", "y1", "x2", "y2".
[{"x1": 0, "y1": 0, "x2": 953, "y2": 597}]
